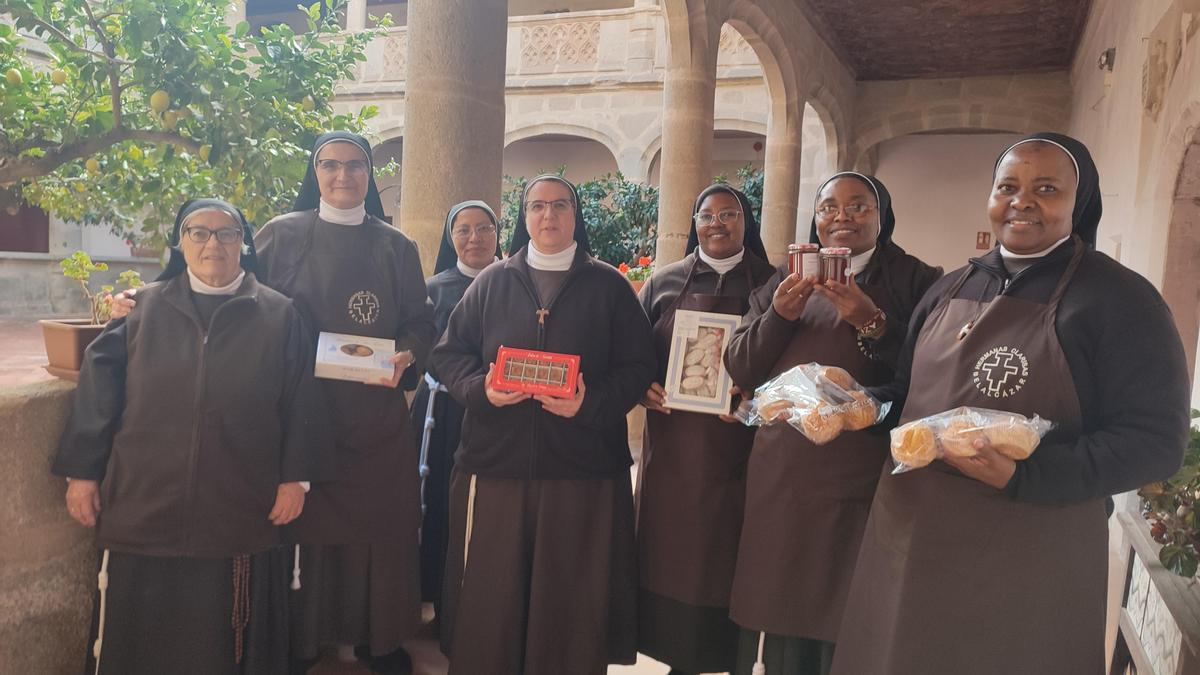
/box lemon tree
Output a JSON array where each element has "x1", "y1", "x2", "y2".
[{"x1": 0, "y1": 0, "x2": 387, "y2": 246}]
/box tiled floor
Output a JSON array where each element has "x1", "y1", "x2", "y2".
[
  {"x1": 0, "y1": 317, "x2": 56, "y2": 388},
  {"x1": 308, "y1": 612, "x2": 673, "y2": 674}
]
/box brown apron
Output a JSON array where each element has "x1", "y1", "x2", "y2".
[
  {"x1": 728, "y1": 283, "x2": 893, "y2": 642},
  {"x1": 272, "y1": 213, "x2": 422, "y2": 544},
  {"x1": 637, "y1": 259, "x2": 756, "y2": 607},
  {"x1": 831, "y1": 241, "x2": 1107, "y2": 675}
]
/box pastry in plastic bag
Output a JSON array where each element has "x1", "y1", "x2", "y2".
[
  {"x1": 801, "y1": 407, "x2": 845, "y2": 444},
  {"x1": 734, "y1": 362, "x2": 892, "y2": 445},
  {"x1": 842, "y1": 391, "x2": 879, "y2": 431},
  {"x1": 889, "y1": 407, "x2": 1054, "y2": 474},
  {"x1": 891, "y1": 422, "x2": 938, "y2": 468},
  {"x1": 940, "y1": 419, "x2": 984, "y2": 457},
  {"x1": 989, "y1": 423, "x2": 1041, "y2": 460}
]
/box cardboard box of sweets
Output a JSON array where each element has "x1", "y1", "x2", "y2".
[{"x1": 315, "y1": 332, "x2": 396, "y2": 384}]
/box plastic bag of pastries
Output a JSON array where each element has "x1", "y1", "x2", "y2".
[
  {"x1": 889, "y1": 406, "x2": 1054, "y2": 474},
  {"x1": 734, "y1": 362, "x2": 891, "y2": 445}
]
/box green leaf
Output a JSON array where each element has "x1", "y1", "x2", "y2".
[{"x1": 1161, "y1": 544, "x2": 1199, "y2": 578}]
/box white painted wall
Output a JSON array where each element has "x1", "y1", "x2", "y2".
[{"x1": 874, "y1": 132, "x2": 1024, "y2": 273}]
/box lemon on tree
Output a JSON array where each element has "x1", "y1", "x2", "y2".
[
  {"x1": 149, "y1": 90, "x2": 170, "y2": 113},
  {"x1": 5, "y1": 68, "x2": 22, "y2": 86},
  {"x1": 85, "y1": 158, "x2": 100, "y2": 173},
  {"x1": 51, "y1": 69, "x2": 67, "y2": 85}
]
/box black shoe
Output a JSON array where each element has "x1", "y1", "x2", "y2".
[{"x1": 367, "y1": 646, "x2": 414, "y2": 675}]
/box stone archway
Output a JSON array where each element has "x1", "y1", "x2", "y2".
[
  {"x1": 373, "y1": 136, "x2": 403, "y2": 222},
  {"x1": 502, "y1": 132, "x2": 621, "y2": 186},
  {"x1": 1162, "y1": 124, "x2": 1200, "y2": 387}
]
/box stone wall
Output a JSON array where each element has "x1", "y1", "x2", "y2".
[
  {"x1": 0, "y1": 380, "x2": 93, "y2": 675},
  {"x1": 0, "y1": 254, "x2": 163, "y2": 317},
  {"x1": 849, "y1": 71, "x2": 1074, "y2": 170}
]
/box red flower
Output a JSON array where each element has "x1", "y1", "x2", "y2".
[
  {"x1": 638, "y1": 256, "x2": 652, "y2": 267},
  {"x1": 618, "y1": 262, "x2": 630, "y2": 274}
]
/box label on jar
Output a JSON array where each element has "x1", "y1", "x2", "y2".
[{"x1": 801, "y1": 252, "x2": 820, "y2": 279}]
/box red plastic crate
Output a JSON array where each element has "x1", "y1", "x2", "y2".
[{"x1": 493, "y1": 346, "x2": 581, "y2": 398}]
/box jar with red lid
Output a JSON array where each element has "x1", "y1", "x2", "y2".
[
  {"x1": 819, "y1": 247, "x2": 852, "y2": 283},
  {"x1": 787, "y1": 243, "x2": 820, "y2": 278}
]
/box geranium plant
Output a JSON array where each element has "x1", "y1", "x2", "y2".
[
  {"x1": 59, "y1": 250, "x2": 143, "y2": 324},
  {"x1": 622, "y1": 256, "x2": 654, "y2": 282},
  {"x1": 1140, "y1": 409, "x2": 1200, "y2": 577}
]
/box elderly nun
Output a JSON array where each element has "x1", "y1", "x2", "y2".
[{"x1": 53, "y1": 198, "x2": 323, "y2": 675}]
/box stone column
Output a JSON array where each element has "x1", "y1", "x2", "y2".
[
  {"x1": 759, "y1": 95, "x2": 804, "y2": 264},
  {"x1": 345, "y1": 0, "x2": 367, "y2": 31},
  {"x1": 224, "y1": 0, "x2": 245, "y2": 29},
  {"x1": 400, "y1": 0, "x2": 508, "y2": 274},
  {"x1": 655, "y1": 32, "x2": 718, "y2": 265}
]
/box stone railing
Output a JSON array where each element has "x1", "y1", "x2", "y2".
[
  {"x1": 357, "y1": 26, "x2": 407, "y2": 83},
  {"x1": 343, "y1": 7, "x2": 765, "y2": 89},
  {"x1": 0, "y1": 380, "x2": 92, "y2": 675}
]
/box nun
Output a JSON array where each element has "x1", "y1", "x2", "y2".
[
  {"x1": 635, "y1": 183, "x2": 775, "y2": 675},
  {"x1": 254, "y1": 131, "x2": 436, "y2": 674},
  {"x1": 723, "y1": 173, "x2": 941, "y2": 675},
  {"x1": 430, "y1": 174, "x2": 656, "y2": 675},
  {"x1": 53, "y1": 199, "x2": 322, "y2": 675},
  {"x1": 409, "y1": 200, "x2": 501, "y2": 620},
  {"x1": 830, "y1": 133, "x2": 1190, "y2": 674}
]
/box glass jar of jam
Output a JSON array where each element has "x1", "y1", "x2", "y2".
[
  {"x1": 787, "y1": 243, "x2": 820, "y2": 278},
  {"x1": 819, "y1": 247, "x2": 852, "y2": 283}
]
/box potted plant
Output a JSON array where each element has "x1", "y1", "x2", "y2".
[
  {"x1": 1139, "y1": 410, "x2": 1200, "y2": 576},
  {"x1": 39, "y1": 251, "x2": 144, "y2": 381},
  {"x1": 620, "y1": 256, "x2": 654, "y2": 294}
]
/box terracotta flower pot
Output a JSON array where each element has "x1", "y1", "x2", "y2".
[
  {"x1": 629, "y1": 279, "x2": 646, "y2": 294},
  {"x1": 39, "y1": 318, "x2": 105, "y2": 381}
]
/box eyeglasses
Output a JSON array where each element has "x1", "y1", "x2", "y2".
[
  {"x1": 815, "y1": 203, "x2": 875, "y2": 220},
  {"x1": 525, "y1": 199, "x2": 574, "y2": 216},
  {"x1": 451, "y1": 223, "x2": 499, "y2": 240},
  {"x1": 693, "y1": 210, "x2": 742, "y2": 227},
  {"x1": 183, "y1": 227, "x2": 242, "y2": 244},
  {"x1": 315, "y1": 159, "x2": 369, "y2": 175}
]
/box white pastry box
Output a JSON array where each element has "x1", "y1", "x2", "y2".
[
  {"x1": 663, "y1": 310, "x2": 740, "y2": 415},
  {"x1": 314, "y1": 332, "x2": 395, "y2": 384}
]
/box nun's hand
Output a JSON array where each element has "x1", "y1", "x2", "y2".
[
  {"x1": 536, "y1": 373, "x2": 586, "y2": 419},
  {"x1": 718, "y1": 385, "x2": 743, "y2": 423},
  {"x1": 640, "y1": 382, "x2": 670, "y2": 414},
  {"x1": 941, "y1": 440, "x2": 1017, "y2": 491},
  {"x1": 814, "y1": 271, "x2": 879, "y2": 328},
  {"x1": 269, "y1": 482, "x2": 306, "y2": 525},
  {"x1": 65, "y1": 479, "x2": 101, "y2": 527},
  {"x1": 772, "y1": 274, "x2": 817, "y2": 321},
  {"x1": 485, "y1": 362, "x2": 532, "y2": 407},
  {"x1": 107, "y1": 289, "x2": 137, "y2": 320},
  {"x1": 374, "y1": 350, "x2": 414, "y2": 388}
]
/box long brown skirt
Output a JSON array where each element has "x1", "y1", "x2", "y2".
[
  {"x1": 288, "y1": 540, "x2": 421, "y2": 660},
  {"x1": 440, "y1": 468, "x2": 638, "y2": 675},
  {"x1": 86, "y1": 549, "x2": 288, "y2": 675}
]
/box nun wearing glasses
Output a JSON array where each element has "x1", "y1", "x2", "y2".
[
  {"x1": 431, "y1": 174, "x2": 655, "y2": 675},
  {"x1": 54, "y1": 198, "x2": 323, "y2": 675},
  {"x1": 723, "y1": 173, "x2": 940, "y2": 675},
  {"x1": 634, "y1": 183, "x2": 775, "y2": 675},
  {"x1": 410, "y1": 200, "x2": 501, "y2": 622},
  {"x1": 255, "y1": 131, "x2": 435, "y2": 674}
]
